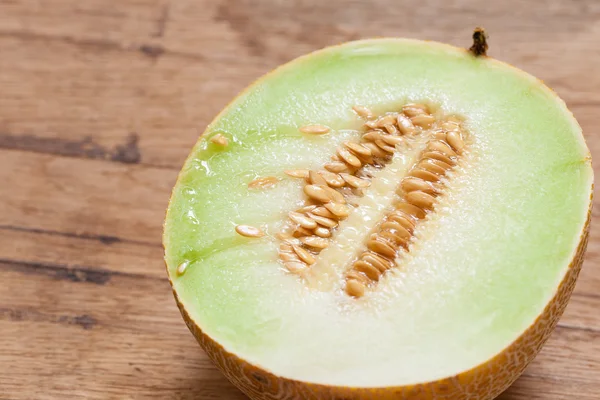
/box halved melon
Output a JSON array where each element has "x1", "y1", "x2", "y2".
[{"x1": 163, "y1": 30, "x2": 593, "y2": 399}]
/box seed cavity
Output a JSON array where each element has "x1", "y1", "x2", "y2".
[
  {"x1": 345, "y1": 126, "x2": 468, "y2": 297},
  {"x1": 210, "y1": 134, "x2": 229, "y2": 147},
  {"x1": 277, "y1": 104, "x2": 434, "y2": 275},
  {"x1": 273, "y1": 103, "x2": 468, "y2": 299},
  {"x1": 235, "y1": 225, "x2": 265, "y2": 238}
]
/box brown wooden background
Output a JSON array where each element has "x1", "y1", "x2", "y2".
[{"x1": 1, "y1": 1, "x2": 599, "y2": 399}]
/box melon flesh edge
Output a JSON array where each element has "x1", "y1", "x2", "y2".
[{"x1": 163, "y1": 38, "x2": 593, "y2": 388}]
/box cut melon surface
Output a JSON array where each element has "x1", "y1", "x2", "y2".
[{"x1": 164, "y1": 36, "x2": 592, "y2": 399}]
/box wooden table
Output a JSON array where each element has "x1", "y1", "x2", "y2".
[{"x1": 1, "y1": 1, "x2": 598, "y2": 399}]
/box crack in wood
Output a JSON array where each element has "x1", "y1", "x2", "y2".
[
  {"x1": 0, "y1": 307, "x2": 97, "y2": 330},
  {"x1": 0, "y1": 259, "x2": 166, "y2": 284},
  {"x1": 0, "y1": 132, "x2": 141, "y2": 164},
  {"x1": 0, "y1": 224, "x2": 160, "y2": 248},
  {"x1": 0, "y1": 29, "x2": 206, "y2": 62},
  {"x1": 153, "y1": 3, "x2": 171, "y2": 38}
]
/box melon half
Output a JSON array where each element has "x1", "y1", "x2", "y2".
[{"x1": 163, "y1": 30, "x2": 593, "y2": 399}]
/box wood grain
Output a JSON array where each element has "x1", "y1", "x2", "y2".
[{"x1": 0, "y1": 1, "x2": 599, "y2": 399}]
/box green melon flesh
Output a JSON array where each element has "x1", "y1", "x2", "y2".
[{"x1": 163, "y1": 39, "x2": 592, "y2": 387}]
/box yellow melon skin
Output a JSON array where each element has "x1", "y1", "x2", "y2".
[{"x1": 168, "y1": 201, "x2": 590, "y2": 400}]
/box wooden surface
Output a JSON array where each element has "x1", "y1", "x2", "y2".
[{"x1": 0, "y1": 1, "x2": 599, "y2": 399}]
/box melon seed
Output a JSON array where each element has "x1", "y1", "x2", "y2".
[
  {"x1": 292, "y1": 244, "x2": 316, "y2": 265},
  {"x1": 381, "y1": 135, "x2": 404, "y2": 146},
  {"x1": 285, "y1": 261, "x2": 307, "y2": 274},
  {"x1": 210, "y1": 134, "x2": 229, "y2": 147},
  {"x1": 422, "y1": 151, "x2": 456, "y2": 165},
  {"x1": 381, "y1": 222, "x2": 412, "y2": 241},
  {"x1": 324, "y1": 202, "x2": 350, "y2": 218},
  {"x1": 300, "y1": 124, "x2": 330, "y2": 134},
  {"x1": 402, "y1": 103, "x2": 429, "y2": 117},
  {"x1": 340, "y1": 173, "x2": 370, "y2": 188},
  {"x1": 362, "y1": 252, "x2": 393, "y2": 271},
  {"x1": 300, "y1": 236, "x2": 330, "y2": 249},
  {"x1": 321, "y1": 185, "x2": 346, "y2": 204},
  {"x1": 387, "y1": 212, "x2": 416, "y2": 231},
  {"x1": 405, "y1": 191, "x2": 436, "y2": 210},
  {"x1": 428, "y1": 140, "x2": 457, "y2": 157},
  {"x1": 363, "y1": 130, "x2": 383, "y2": 142},
  {"x1": 352, "y1": 105, "x2": 374, "y2": 119},
  {"x1": 374, "y1": 140, "x2": 396, "y2": 153},
  {"x1": 309, "y1": 170, "x2": 328, "y2": 186},
  {"x1": 293, "y1": 226, "x2": 315, "y2": 237},
  {"x1": 285, "y1": 169, "x2": 310, "y2": 179},
  {"x1": 304, "y1": 185, "x2": 332, "y2": 203},
  {"x1": 324, "y1": 161, "x2": 349, "y2": 173},
  {"x1": 362, "y1": 142, "x2": 388, "y2": 158},
  {"x1": 410, "y1": 169, "x2": 441, "y2": 182},
  {"x1": 235, "y1": 225, "x2": 265, "y2": 238},
  {"x1": 396, "y1": 114, "x2": 416, "y2": 135},
  {"x1": 367, "y1": 238, "x2": 397, "y2": 259},
  {"x1": 418, "y1": 159, "x2": 448, "y2": 176},
  {"x1": 296, "y1": 204, "x2": 317, "y2": 213},
  {"x1": 177, "y1": 260, "x2": 190, "y2": 276},
  {"x1": 289, "y1": 211, "x2": 318, "y2": 229},
  {"x1": 446, "y1": 131, "x2": 465, "y2": 153},
  {"x1": 401, "y1": 177, "x2": 438, "y2": 194},
  {"x1": 307, "y1": 212, "x2": 338, "y2": 229},
  {"x1": 346, "y1": 279, "x2": 366, "y2": 298},
  {"x1": 397, "y1": 202, "x2": 427, "y2": 220},
  {"x1": 314, "y1": 227, "x2": 332, "y2": 238},
  {"x1": 345, "y1": 141, "x2": 372, "y2": 157},
  {"x1": 312, "y1": 206, "x2": 336, "y2": 218},
  {"x1": 279, "y1": 251, "x2": 300, "y2": 262},
  {"x1": 248, "y1": 176, "x2": 279, "y2": 189},
  {"x1": 384, "y1": 124, "x2": 398, "y2": 135},
  {"x1": 354, "y1": 260, "x2": 382, "y2": 281},
  {"x1": 319, "y1": 171, "x2": 346, "y2": 187},
  {"x1": 410, "y1": 114, "x2": 436, "y2": 128},
  {"x1": 338, "y1": 148, "x2": 362, "y2": 168}
]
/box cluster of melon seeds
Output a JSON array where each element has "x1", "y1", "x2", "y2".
[
  {"x1": 277, "y1": 104, "x2": 445, "y2": 276},
  {"x1": 346, "y1": 119, "x2": 466, "y2": 297}
]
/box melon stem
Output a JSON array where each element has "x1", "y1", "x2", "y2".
[{"x1": 469, "y1": 27, "x2": 488, "y2": 57}]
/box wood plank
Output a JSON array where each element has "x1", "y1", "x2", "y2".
[
  {"x1": 0, "y1": 34, "x2": 260, "y2": 169},
  {"x1": 0, "y1": 226, "x2": 165, "y2": 278},
  {"x1": 499, "y1": 373, "x2": 600, "y2": 400},
  {"x1": 0, "y1": 265, "x2": 246, "y2": 400},
  {"x1": 1, "y1": 263, "x2": 598, "y2": 399},
  {"x1": 0, "y1": 149, "x2": 175, "y2": 244},
  {"x1": 0, "y1": 0, "x2": 168, "y2": 41}
]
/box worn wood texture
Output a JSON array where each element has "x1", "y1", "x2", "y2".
[{"x1": 0, "y1": 1, "x2": 599, "y2": 399}]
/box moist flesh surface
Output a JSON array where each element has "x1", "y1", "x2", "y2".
[{"x1": 163, "y1": 39, "x2": 592, "y2": 387}]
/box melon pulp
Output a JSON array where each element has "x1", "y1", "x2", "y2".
[{"x1": 163, "y1": 35, "x2": 592, "y2": 399}]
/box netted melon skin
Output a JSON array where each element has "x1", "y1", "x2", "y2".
[{"x1": 169, "y1": 204, "x2": 590, "y2": 400}]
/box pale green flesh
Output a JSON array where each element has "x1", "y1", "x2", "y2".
[{"x1": 164, "y1": 39, "x2": 592, "y2": 386}]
